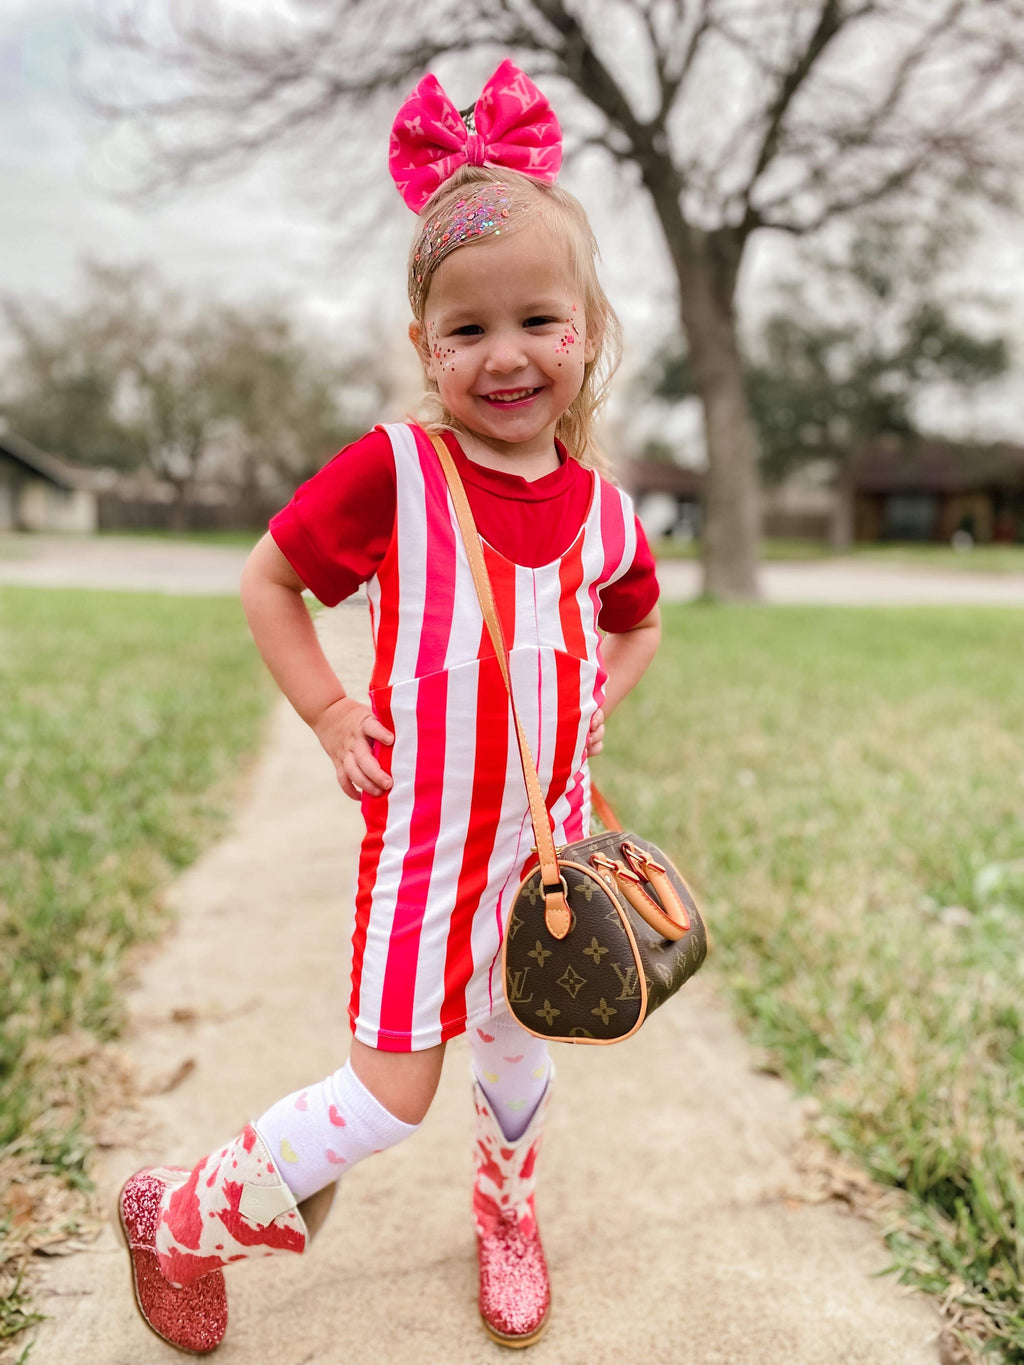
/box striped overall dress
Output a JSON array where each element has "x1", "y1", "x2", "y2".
[{"x1": 349, "y1": 424, "x2": 639, "y2": 1051}]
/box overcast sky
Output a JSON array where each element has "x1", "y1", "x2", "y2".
[{"x1": 4, "y1": 0, "x2": 1024, "y2": 453}]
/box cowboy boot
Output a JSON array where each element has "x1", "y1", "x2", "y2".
[
  {"x1": 472, "y1": 1080, "x2": 552, "y2": 1348},
  {"x1": 118, "y1": 1123, "x2": 334, "y2": 1354}
]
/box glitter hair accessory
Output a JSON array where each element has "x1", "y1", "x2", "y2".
[
  {"x1": 389, "y1": 59, "x2": 562, "y2": 213},
  {"x1": 409, "y1": 181, "x2": 519, "y2": 308}
]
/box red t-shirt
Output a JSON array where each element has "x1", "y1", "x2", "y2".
[{"x1": 270, "y1": 428, "x2": 659, "y2": 633}]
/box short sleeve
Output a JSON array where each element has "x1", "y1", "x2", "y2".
[
  {"x1": 269, "y1": 429, "x2": 396, "y2": 606},
  {"x1": 596, "y1": 516, "x2": 660, "y2": 633}
]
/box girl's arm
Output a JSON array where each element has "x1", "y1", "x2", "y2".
[
  {"x1": 587, "y1": 605, "x2": 661, "y2": 757},
  {"x1": 240, "y1": 532, "x2": 393, "y2": 799}
]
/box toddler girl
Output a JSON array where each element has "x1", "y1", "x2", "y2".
[{"x1": 119, "y1": 60, "x2": 661, "y2": 1353}]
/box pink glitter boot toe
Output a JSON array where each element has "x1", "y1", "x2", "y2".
[
  {"x1": 472, "y1": 1082, "x2": 551, "y2": 1348},
  {"x1": 118, "y1": 1169, "x2": 228, "y2": 1355},
  {"x1": 119, "y1": 1124, "x2": 312, "y2": 1353}
]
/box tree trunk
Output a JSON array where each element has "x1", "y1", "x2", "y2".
[
  {"x1": 167, "y1": 479, "x2": 190, "y2": 533},
  {"x1": 640, "y1": 166, "x2": 761, "y2": 600},
  {"x1": 830, "y1": 454, "x2": 855, "y2": 551},
  {"x1": 677, "y1": 229, "x2": 761, "y2": 600}
]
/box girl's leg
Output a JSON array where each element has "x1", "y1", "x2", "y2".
[
  {"x1": 120, "y1": 1043, "x2": 444, "y2": 1353},
  {"x1": 467, "y1": 1011, "x2": 550, "y2": 1140},
  {"x1": 467, "y1": 1009, "x2": 553, "y2": 1347},
  {"x1": 253, "y1": 1041, "x2": 444, "y2": 1202},
  {"x1": 350, "y1": 1036, "x2": 446, "y2": 1124}
]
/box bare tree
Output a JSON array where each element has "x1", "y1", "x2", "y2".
[
  {"x1": 1, "y1": 261, "x2": 374, "y2": 521},
  {"x1": 85, "y1": 0, "x2": 1024, "y2": 598}
]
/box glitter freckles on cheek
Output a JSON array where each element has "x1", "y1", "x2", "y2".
[
  {"x1": 427, "y1": 324, "x2": 458, "y2": 373},
  {"x1": 554, "y1": 320, "x2": 577, "y2": 356}
]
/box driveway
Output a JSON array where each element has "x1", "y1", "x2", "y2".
[{"x1": 3, "y1": 533, "x2": 1024, "y2": 605}]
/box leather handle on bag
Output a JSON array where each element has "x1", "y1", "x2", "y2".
[
  {"x1": 614, "y1": 864, "x2": 689, "y2": 940},
  {"x1": 426, "y1": 430, "x2": 579, "y2": 939}
]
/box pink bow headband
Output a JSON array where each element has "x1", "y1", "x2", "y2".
[{"x1": 389, "y1": 59, "x2": 562, "y2": 213}]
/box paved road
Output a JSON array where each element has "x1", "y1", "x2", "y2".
[
  {"x1": 3, "y1": 533, "x2": 1024, "y2": 605},
  {"x1": 656, "y1": 558, "x2": 1024, "y2": 606},
  {"x1": 0, "y1": 533, "x2": 252, "y2": 595}
]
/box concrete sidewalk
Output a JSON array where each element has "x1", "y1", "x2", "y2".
[{"x1": 27, "y1": 604, "x2": 942, "y2": 1365}]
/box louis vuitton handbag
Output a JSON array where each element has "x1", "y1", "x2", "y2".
[{"x1": 428, "y1": 431, "x2": 709, "y2": 1045}]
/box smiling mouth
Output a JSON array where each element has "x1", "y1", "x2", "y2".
[{"x1": 481, "y1": 387, "x2": 541, "y2": 405}]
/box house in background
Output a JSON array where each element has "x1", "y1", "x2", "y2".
[
  {"x1": 618, "y1": 457, "x2": 704, "y2": 540},
  {"x1": 619, "y1": 457, "x2": 834, "y2": 542},
  {"x1": 850, "y1": 439, "x2": 1024, "y2": 543},
  {"x1": 623, "y1": 438, "x2": 1024, "y2": 545},
  {"x1": 0, "y1": 431, "x2": 98, "y2": 533}
]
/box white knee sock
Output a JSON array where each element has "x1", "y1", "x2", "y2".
[
  {"x1": 254, "y1": 1060, "x2": 419, "y2": 1203},
  {"x1": 469, "y1": 1008, "x2": 551, "y2": 1141}
]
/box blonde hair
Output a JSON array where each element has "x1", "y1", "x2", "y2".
[{"x1": 408, "y1": 165, "x2": 621, "y2": 466}]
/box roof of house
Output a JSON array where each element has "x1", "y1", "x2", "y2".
[
  {"x1": 617, "y1": 457, "x2": 704, "y2": 498},
  {"x1": 0, "y1": 431, "x2": 96, "y2": 490},
  {"x1": 850, "y1": 438, "x2": 1024, "y2": 493}
]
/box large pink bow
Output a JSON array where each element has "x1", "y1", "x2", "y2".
[{"x1": 389, "y1": 59, "x2": 562, "y2": 213}]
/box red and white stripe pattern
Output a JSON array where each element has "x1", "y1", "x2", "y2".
[{"x1": 349, "y1": 423, "x2": 637, "y2": 1051}]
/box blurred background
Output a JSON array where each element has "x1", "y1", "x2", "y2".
[
  {"x1": 4, "y1": 0, "x2": 1024, "y2": 590},
  {"x1": 4, "y1": 5, "x2": 1024, "y2": 1363}
]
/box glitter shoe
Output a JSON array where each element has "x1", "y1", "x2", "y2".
[
  {"x1": 472, "y1": 1082, "x2": 551, "y2": 1348},
  {"x1": 120, "y1": 1124, "x2": 311, "y2": 1353},
  {"x1": 118, "y1": 1168, "x2": 228, "y2": 1355}
]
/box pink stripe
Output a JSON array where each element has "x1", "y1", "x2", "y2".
[
  {"x1": 441, "y1": 654, "x2": 510, "y2": 1034},
  {"x1": 412, "y1": 428, "x2": 457, "y2": 676},
  {"x1": 544, "y1": 649, "x2": 581, "y2": 815},
  {"x1": 377, "y1": 670, "x2": 448, "y2": 1040},
  {"x1": 370, "y1": 543, "x2": 401, "y2": 691},
  {"x1": 562, "y1": 769, "x2": 587, "y2": 842},
  {"x1": 589, "y1": 484, "x2": 627, "y2": 626},
  {"x1": 557, "y1": 534, "x2": 587, "y2": 659},
  {"x1": 348, "y1": 685, "x2": 396, "y2": 1034}
]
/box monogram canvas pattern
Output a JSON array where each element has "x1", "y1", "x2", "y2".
[{"x1": 504, "y1": 833, "x2": 707, "y2": 1042}]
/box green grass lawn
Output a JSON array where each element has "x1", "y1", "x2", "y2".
[
  {"x1": 3, "y1": 590, "x2": 1023, "y2": 1359},
  {"x1": 602, "y1": 603, "x2": 1024, "y2": 1362},
  {"x1": 0, "y1": 586, "x2": 273, "y2": 1348},
  {"x1": 96, "y1": 528, "x2": 262, "y2": 548},
  {"x1": 851, "y1": 543, "x2": 1024, "y2": 574},
  {"x1": 655, "y1": 537, "x2": 1024, "y2": 574}
]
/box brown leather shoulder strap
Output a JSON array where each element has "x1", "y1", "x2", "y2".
[{"x1": 425, "y1": 429, "x2": 580, "y2": 937}]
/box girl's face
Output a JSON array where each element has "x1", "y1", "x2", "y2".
[{"x1": 414, "y1": 222, "x2": 597, "y2": 467}]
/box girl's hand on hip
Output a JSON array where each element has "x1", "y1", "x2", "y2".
[
  {"x1": 313, "y1": 697, "x2": 394, "y2": 800},
  {"x1": 586, "y1": 707, "x2": 605, "y2": 757}
]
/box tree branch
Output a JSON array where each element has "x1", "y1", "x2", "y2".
[{"x1": 737, "y1": 1, "x2": 870, "y2": 206}]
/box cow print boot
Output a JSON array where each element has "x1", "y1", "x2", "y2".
[
  {"x1": 472, "y1": 1081, "x2": 551, "y2": 1348},
  {"x1": 118, "y1": 1123, "x2": 332, "y2": 1354}
]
